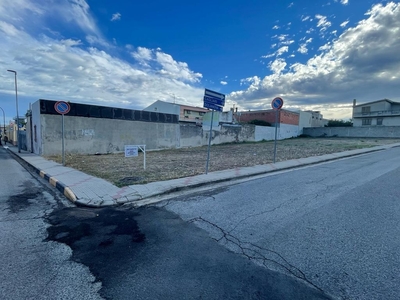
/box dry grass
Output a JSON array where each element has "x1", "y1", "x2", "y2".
[{"x1": 45, "y1": 138, "x2": 400, "y2": 187}]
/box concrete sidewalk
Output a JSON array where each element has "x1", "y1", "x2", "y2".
[{"x1": 4, "y1": 143, "x2": 400, "y2": 207}]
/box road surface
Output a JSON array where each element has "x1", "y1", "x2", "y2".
[
  {"x1": 161, "y1": 146, "x2": 400, "y2": 300},
  {"x1": 0, "y1": 148, "x2": 102, "y2": 299},
  {"x1": 1, "y1": 147, "x2": 332, "y2": 299}
]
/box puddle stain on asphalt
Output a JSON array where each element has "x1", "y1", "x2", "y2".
[
  {"x1": 45, "y1": 207, "x2": 146, "y2": 298},
  {"x1": 6, "y1": 181, "x2": 42, "y2": 213},
  {"x1": 46, "y1": 207, "x2": 145, "y2": 247}
]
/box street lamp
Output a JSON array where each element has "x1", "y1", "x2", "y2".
[
  {"x1": 0, "y1": 106, "x2": 5, "y2": 138},
  {"x1": 7, "y1": 69, "x2": 20, "y2": 153}
]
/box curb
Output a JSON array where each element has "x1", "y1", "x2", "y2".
[
  {"x1": 5, "y1": 142, "x2": 400, "y2": 207},
  {"x1": 127, "y1": 146, "x2": 388, "y2": 206},
  {"x1": 5, "y1": 148, "x2": 78, "y2": 203}
]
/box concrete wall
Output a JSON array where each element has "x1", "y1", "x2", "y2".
[
  {"x1": 39, "y1": 118, "x2": 302, "y2": 155},
  {"x1": 277, "y1": 123, "x2": 301, "y2": 139},
  {"x1": 181, "y1": 123, "x2": 301, "y2": 147},
  {"x1": 40, "y1": 114, "x2": 180, "y2": 155},
  {"x1": 254, "y1": 126, "x2": 275, "y2": 141},
  {"x1": 303, "y1": 126, "x2": 400, "y2": 138},
  {"x1": 254, "y1": 124, "x2": 299, "y2": 141},
  {"x1": 179, "y1": 124, "x2": 256, "y2": 147}
]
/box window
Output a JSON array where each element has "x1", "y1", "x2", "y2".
[
  {"x1": 362, "y1": 106, "x2": 371, "y2": 114},
  {"x1": 34, "y1": 125, "x2": 37, "y2": 142},
  {"x1": 185, "y1": 110, "x2": 191, "y2": 115},
  {"x1": 377, "y1": 118, "x2": 383, "y2": 126},
  {"x1": 362, "y1": 118, "x2": 372, "y2": 125}
]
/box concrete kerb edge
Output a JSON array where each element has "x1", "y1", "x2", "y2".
[
  {"x1": 6, "y1": 143, "x2": 399, "y2": 207},
  {"x1": 6, "y1": 148, "x2": 78, "y2": 204},
  {"x1": 131, "y1": 146, "x2": 390, "y2": 205}
]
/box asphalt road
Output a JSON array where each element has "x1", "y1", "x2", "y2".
[
  {"x1": 3, "y1": 146, "x2": 399, "y2": 299},
  {"x1": 0, "y1": 148, "x2": 102, "y2": 300},
  {"x1": 161, "y1": 146, "x2": 400, "y2": 300},
  {"x1": 1, "y1": 147, "x2": 331, "y2": 300}
]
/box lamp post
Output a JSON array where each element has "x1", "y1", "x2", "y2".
[
  {"x1": 0, "y1": 106, "x2": 5, "y2": 138},
  {"x1": 7, "y1": 69, "x2": 20, "y2": 153}
]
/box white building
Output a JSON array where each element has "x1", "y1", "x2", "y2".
[
  {"x1": 352, "y1": 99, "x2": 400, "y2": 126},
  {"x1": 299, "y1": 110, "x2": 327, "y2": 132}
]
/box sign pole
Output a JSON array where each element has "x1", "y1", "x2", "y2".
[
  {"x1": 273, "y1": 109, "x2": 278, "y2": 163},
  {"x1": 271, "y1": 97, "x2": 284, "y2": 164},
  {"x1": 205, "y1": 109, "x2": 214, "y2": 174},
  {"x1": 62, "y1": 114, "x2": 65, "y2": 165}
]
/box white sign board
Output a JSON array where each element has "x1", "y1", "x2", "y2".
[{"x1": 125, "y1": 145, "x2": 138, "y2": 157}]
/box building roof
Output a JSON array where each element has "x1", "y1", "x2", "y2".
[{"x1": 354, "y1": 98, "x2": 400, "y2": 107}]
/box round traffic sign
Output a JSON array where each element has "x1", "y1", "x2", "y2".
[
  {"x1": 54, "y1": 101, "x2": 71, "y2": 115},
  {"x1": 271, "y1": 97, "x2": 284, "y2": 110}
]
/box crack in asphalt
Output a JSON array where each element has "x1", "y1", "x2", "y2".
[
  {"x1": 189, "y1": 216, "x2": 326, "y2": 294},
  {"x1": 227, "y1": 192, "x2": 320, "y2": 234}
]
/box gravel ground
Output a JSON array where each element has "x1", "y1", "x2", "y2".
[{"x1": 45, "y1": 137, "x2": 400, "y2": 187}]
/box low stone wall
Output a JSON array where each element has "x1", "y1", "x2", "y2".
[{"x1": 303, "y1": 126, "x2": 400, "y2": 138}]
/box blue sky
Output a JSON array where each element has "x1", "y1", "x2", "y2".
[{"x1": 1, "y1": 0, "x2": 399, "y2": 123}]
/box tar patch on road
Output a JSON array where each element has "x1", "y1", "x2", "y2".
[
  {"x1": 45, "y1": 207, "x2": 146, "y2": 291},
  {"x1": 46, "y1": 207, "x2": 144, "y2": 246},
  {"x1": 47, "y1": 208, "x2": 145, "y2": 256},
  {"x1": 7, "y1": 181, "x2": 42, "y2": 213}
]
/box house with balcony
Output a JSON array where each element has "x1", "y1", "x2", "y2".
[{"x1": 352, "y1": 99, "x2": 400, "y2": 126}]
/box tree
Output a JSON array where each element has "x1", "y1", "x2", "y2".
[{"x1": 325, "y1": 119, "x2": 353, "y2": 127}]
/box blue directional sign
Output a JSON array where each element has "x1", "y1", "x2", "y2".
[
  {"x1": 54, "y1": 101, "x2": 71, "y2": 115},
  {"x1": 205, "y1": 89, "x2": 225, "y2": 106},
  {"x1": 203, "y1": 101, "x2": 223, "y2": 112},
  {"x1": 203, "y1": 95, "x2": 225, "y2": 106},
  {"x1": 204, "y1": 89, "x2": 225, "y2": 111}
]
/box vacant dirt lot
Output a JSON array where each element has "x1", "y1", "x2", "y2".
[{"x1": 46, "y1": 138, "x2": 400, "y2": 187}]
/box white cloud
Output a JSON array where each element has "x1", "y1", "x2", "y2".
[
  {"x1": 315, "y1": 14, "x2": 332, "y2": 32},
  {"x1": 276, "y1": 46, "x2": 289, "y2": 56},
  {"x1": 269, "y1": 58, "x2": 287, "y2": 74},
  {"x1": 155, "y1": 51, "x2": 202, "y2": 83},
  {"x1": 262, "y1": 45, "x2": 290, "y2": 59},
  {"x1": 297, "y1": 44, "x2": 308, "y2": 54},
  {"x1": 220, "y1": 81, "x2": 228, "y2": 85},
  {"x1": 297, "y1": 38, "x2": 313, "y2": 54},
  {"x1": 272, "y1": 25, "x2": 280, "y2": 29},
  {"x1": 229, "y1": 2, "x2": 400, "y2": 119},
  {"x1": 276, "y1": 34, "x2": 289, "y2": 41},
  {"x1": 131, "y1": 47, "x2": 153, "y2": 65},
  {"x1": 336, "y1": 0, "x2": 349, "y2": 5},
  {"x1": 0, "y1": 0, "x2": 204, "y2": 109},
  {"x1": 111, "y1": 12, "x2": 121, "y2": 22},
  {"x1": 340, "y1": 20, "x2": 350, "y2": 27},
  {"x1": 301, "y1": 16, "x2": 311, "y2": 22}
]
